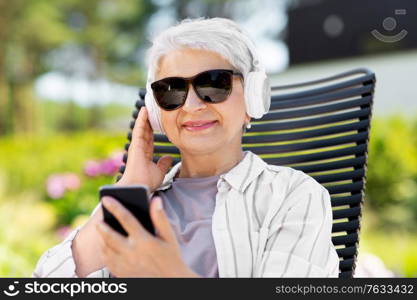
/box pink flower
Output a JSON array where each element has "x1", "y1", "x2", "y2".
[
  {"x1": 46, "y1": 173, "x2": 81, "y2": 199},
  {"x1": 64, "y1": 173, "x2": 81, "y2": 190},
  {"x1": 56, "y1": 225, "x2": 72, "y2": 241},
  {"x1": 99, "y1": 158, "x2": 119, "y2": 176},
  {"x1": 46, "y1": 175, "x2": 66, "y2": 199},
  {"x1": 111, "y1": 151, "x2": 124, "y2": 168},
  {"x1": 84, "y1": 160, "x2": 101, "y2": 177},
  {"x1": 84, "y1": 151, "x2": 124, "y2": 178}
]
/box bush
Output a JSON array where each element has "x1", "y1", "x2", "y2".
[
  {"x1": 366, "y1": 115, "x2": 417, "y2": 231},
  {"x1": 0, "y1": 130, "x2": 126, "y2": 276}
]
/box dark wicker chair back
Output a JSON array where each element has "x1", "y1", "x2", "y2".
[{"x1": 118, "y1": 68, "x2": 376, "y2": 278}]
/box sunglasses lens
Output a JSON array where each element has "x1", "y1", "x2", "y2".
[
  {"x1": 194, "y1": 70, "x2": 232, "y2": 103},
  {"x1": 151, "y1": 70, "x2": 235, "y2": 111},
  {"x1": 151, "y1": 77, "x2": 187, "y2": 110}
]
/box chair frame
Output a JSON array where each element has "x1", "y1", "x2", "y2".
[{"x1": 118, "y1": 68, "x2": 376, "y2": 278}]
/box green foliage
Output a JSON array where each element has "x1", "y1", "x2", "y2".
[
  {"x1": 0, "y1": 130, "x2": 126, "y2": 276},
  {"x1": 0, "y1": 191, "x2": 58, "y2": 276},
  {"x1": 0, "y1": 130, "x2": 125, "y2": 194},
  {"x1": 47, "y1": 175, "x2": 111, "y2": 226},
  {"x1": 360, "y1": 205, "x2": 417, "y2": 277},
  {"x1": 366, "y1": 115, "x2": 417, "y2": 231},
  {"x1": 35, "y1": 99, "x2": 133, "y2": 135}
]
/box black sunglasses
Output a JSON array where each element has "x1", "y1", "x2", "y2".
[{"x1": 150, "y1": 69, "x2": 243, "y2": 111}]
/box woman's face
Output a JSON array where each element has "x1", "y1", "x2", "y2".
[{"x1": 155, "y1": 48, "x2": 249, "y2": 155}]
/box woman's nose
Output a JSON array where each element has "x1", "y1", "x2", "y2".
[{"x1": 181, "y1": 84, "x2": 207, "y2": 113}]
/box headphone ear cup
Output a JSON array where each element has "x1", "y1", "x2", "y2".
[
  {"x1": 144, "y1": 83, "x2": 165, "y2": 134},
  {"x1": 244, "y1": 71, "x2": 271, "y2": 119}
]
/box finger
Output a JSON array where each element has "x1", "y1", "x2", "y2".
[
  {"x1": 149, "y1": 196, "x2": 178, "y2": 245},
  {"x1": 135, "y1": 107, "x2": 152, "y2": 140},
  {"x1": 96, "y1": 221, "x2": 127, "y2": 254},
  {"x1": 131, "y1": 108, "x2": 149, "y2": 148},
  {"x1": 142, "y1": 107, "x2": 153, "y2": 138},
  {"x1": 142, "y1": 108, "x2": 155, "y2": 160},
  {"x1": 96, "y1": 231, "x2": 109, "y2": 262},
  {"x1": 102, "y1": 196, "x2": 150, "y2": 239},
  {"x1": 131, "y1": 107, "x2": 153, "y2": 161},
  {"x1": 99, "y1": 240, "x2": 123, "y2": 275}
]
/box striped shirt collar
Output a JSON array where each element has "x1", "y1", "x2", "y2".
[{"x1": 157, "y1": 150, "x2": 267, "y2": 193}]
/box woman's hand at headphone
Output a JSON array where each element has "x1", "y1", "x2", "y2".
[
  {"x1": 115, "y1": 106, "x2": 173, "y2": 193},
  {"x1": 71, "y1": 106, "x2": 171, "y2": 278}
]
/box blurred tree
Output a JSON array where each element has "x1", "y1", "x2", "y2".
[
  {"x1": 87, "y1": 104, "x2": 104, "y2": 130},
  {"x1": 0, "y1": 0, "x2": 282, "y2": 135},
  {"x1": 0, "y1": 0, "x2": 74, "y2": 135},
  {"x1": 0, "y1": 0, "x2": 156, "y2": 135},
  {"x1": 57, "y1": 100, "x2": 87, "y2": 132},
  {"x1": 173, "y1": 0, "x2": 235, "y2": 19}
]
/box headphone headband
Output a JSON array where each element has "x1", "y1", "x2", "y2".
[{"x1": 231, "y1": 27, "x2": 266, "y2": 75}]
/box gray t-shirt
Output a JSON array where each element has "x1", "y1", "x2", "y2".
[{"x1": 157, "y1": 173, "x2": 220, "y2": 278}]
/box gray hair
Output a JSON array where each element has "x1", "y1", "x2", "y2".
[{"x1": 145, "y1": 17, "x2": 256, "y2": 83}]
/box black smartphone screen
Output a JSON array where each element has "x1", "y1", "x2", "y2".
[{"x1": 99, "y1": 185, "x2": 155, "y2": 236}]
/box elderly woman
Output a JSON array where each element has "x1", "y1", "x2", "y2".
[{"x1": 33, "y1": 17, "x2": 339, "y2": 278}]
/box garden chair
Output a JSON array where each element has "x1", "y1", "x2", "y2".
[{"x1": 117, "y1": 68, "x2": 376, "y2": 278}]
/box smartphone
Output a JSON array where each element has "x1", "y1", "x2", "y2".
[{"x1": 99, "y1": 185, "x2": 155, "y2": 236}]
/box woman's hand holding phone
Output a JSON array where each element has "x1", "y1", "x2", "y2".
[
  {"x1": 95, "y1": 196, "x2": 199, "y2": 277},
  {"x1": 94, "y1": 107, "x2": 197, "y2": 277},
  {"x1": 73, "y1": 106, "x2": 172, "y2": 277},
  {"x1": 115, "y1": 106, "x2": 173, "y2": 192}
]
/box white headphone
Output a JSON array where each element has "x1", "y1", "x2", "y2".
[{"x1": 144, "y1": 30, "x2": 271, "y2": 134}]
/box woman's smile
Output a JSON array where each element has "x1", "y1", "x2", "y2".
[{"x1": 182, "y1": 120, "x2": 218, "y2": 132}]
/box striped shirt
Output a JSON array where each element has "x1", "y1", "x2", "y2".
[{"x1": 32, "y1": 150, "x2": 340, "y2": 277}]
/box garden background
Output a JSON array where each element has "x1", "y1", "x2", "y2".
[{"x1": 0, "y1": 0, "x2": 416, "y2": 277}]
